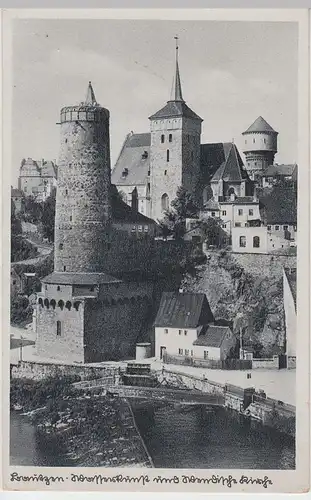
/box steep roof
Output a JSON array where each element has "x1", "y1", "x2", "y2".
[
  {"x1": 111, "y1": 133, "x2": 150, "y2": 187},
  {"x1": 262, "y1": 164, "x2": 297, "y2": 178},
  {"x1": 42, "y1": 272, "x2": 121, "y2": 285},
  {"x1": 243, "y1": 116, "x2": 277, "y2": 134},
  {"x1": 113, "y1": 135, "x2": 247, "y2": 188},
  {"x1": 154, "y1": 292, "x2": 214, "y2": 328},
  {"x1": 193, "y1": 325, "x2": 231, "y2": 348},
  {"x1": 110, "y1": 184, "x2": 155, "y2": 224},
  {"x1": 149, "y1": 100, "x2": 203, "y2": 121},
  {"x1": 284, "y1": 267, "x2": 297, "y2": 310},
  {"x1": 211, "y1": 143, "x2": 250, "y2": 183},
  {"x1": 40, "y1": 161, "x2": 57, "y2": 178}
]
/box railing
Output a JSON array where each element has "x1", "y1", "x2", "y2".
[{"x1": 163, "y1": 353, "x2": 252, "y2": 370}]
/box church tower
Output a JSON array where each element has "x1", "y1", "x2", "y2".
[
  {"x1": 54, "y1": 82, "x2": 112, "y2": 273},
  {"x1": 149, "y1": 39, "x2": 203, "y2": 221},
  {"x1": 242, "y1": 116, "x2": 278, "y2": 180}
]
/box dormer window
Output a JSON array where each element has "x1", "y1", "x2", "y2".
[
  {"x1": 122, "y1": 168, "x2": 128, "y2": 178},
  {"x1": 142, "y1": 150, "x2": 148, "y2": 159}
]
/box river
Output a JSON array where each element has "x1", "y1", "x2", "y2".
[{"x1": 10, "y1": 404, "x2": 295, "y2": 469}]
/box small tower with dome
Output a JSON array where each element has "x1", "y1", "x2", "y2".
[{"x1": 242, "y1": 116, "x2": 278, "y2": 179}]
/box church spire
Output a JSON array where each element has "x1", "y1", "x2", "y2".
[
  {"x1": 172, "y1": 36, "x2": 184, "y2": 102},
  {"x1": 85, "y1": 81, "x2": 97, "y2": 105}
]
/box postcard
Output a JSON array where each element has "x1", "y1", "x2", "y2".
[{"x1": 2, "y1": 8, "x2": 310, "y2": 493}]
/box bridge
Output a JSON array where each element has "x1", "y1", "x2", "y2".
[{"x1": 72, "y1": 379, "x2": 224, "y2": 406}]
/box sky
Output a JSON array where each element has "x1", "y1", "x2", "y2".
[{"x1": 12, "y1": 19, "x2": 298, "y2": 184}]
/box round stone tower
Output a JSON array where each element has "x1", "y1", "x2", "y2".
[
  {"x1": 54, "y1": 82, "x2": 112, "y2": 273},
  {"x1": 242, "y1": 116, "x2": 278, "y2": 179}
]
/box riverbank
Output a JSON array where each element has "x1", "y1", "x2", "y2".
[{"x1": 10, "y1": 377, "x2": 152, "y2": 468}]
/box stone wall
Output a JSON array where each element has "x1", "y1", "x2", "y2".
[
  {"x1": 157, "y1": 368, "x2": 225, "y2": 396},
  {"x1": 84, "y1": 296, "x2": 152, "y2": 362},
  {"x1": 228, "y1": 253, "x2": 296, "y2": 278},
  {"x1": 10, "y1": 360, "x2": 119, "y2": 381},
  {"x1": 36, "y1": 298, "x2": 85, "y2": 363},
  {"x1": 252, "y1": 357, "x2": 279, "y2": 369}
]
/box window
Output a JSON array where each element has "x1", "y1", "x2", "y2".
[
  {"x1": 238, "y1": 209, "x2": 243, "y2": 216},
  {"x1": 65, "y1": 189, "x2": 68, "y2": 195},
  {"x1": 185, "y1": 349, "x2": 189, "y2": 356},
  {"x1": 164, "y1": 170, "x2": 167, "y2": 175},
  {"x1": 211, "y1": 212, "x2": 216, "y2": 217},
  {"x1": 191, "y1": 350, "x2": 193, "y2": 357},
  {"x1": 57, "y1": 286, "x2": 60, "y2": 291},
  {"x1": 166, "y1": 149, "x2": 170, "y2": 162},
  {"x1": 184, "y1": 330, "x2": 188, "y2": 336},
  {"x1": 63, "y1": 266, "x2": 66, "y2": 271},
  {"x1": 249, "y1": 209, "x2": 253, "y2": 216},
  {"x1": 275, "y1": 225, "x2": 280, "y2": 231},
  {"x1": 239, "y1": 236, "x2": 246, "y2": 248},
  {"x1": 264, "y1": 138, "x2": 266, "y2": 144},
  {"x1": 245, "y1": 139, "x2": 247, "y2": 144},
  {"x1": 283, "y1": 225, "x2": 288, "y2": 231},
  {"x1": 222, "y1": 210, "x2": 226, "y2": 216},
  {"x1": 131, "y1": 226, "x2": 136, "y2": 232},
  {"x1": 235, "y1": 222, "x2": 241, "y2": 227},
  {"x1": 56, "y1": 321, "x2": 61, "y2": 336},
  {"x1": 222, "y1": 224, "x2": 226, "y2": 229},
  {"x1": 148, "y1": 170, "x2": 150, "y2": 176},
  {"x1": 267, "y1": 225, "x2": 271, "y2": 231},
  {"x1": 161, "y1": 193, "x2": 169, "y2": 212},
  {"x1": 253, "y1": 138, "x2": 256, "y2": 143},
  {"x1": 164, "y1": 329, "x2": 168, "y2": 334},
  {"x1": 144, "y1": 226, "x2": 149, "y2": 232},
  {"x1": 178, "y1": 330, "x2": 182, "y2": 335},
  {"x1": 253, "y1": 236, "x2": 260, "y2": 248},
  {"x1": 169, "y1": 134, "x2": 172, "y2": 142},
  {"x1": 45, "y1": 285, "x2": 48, "y2": 290},
  {"x1": 161, "y1": 134, "x2": 165, "y2": 143},
  {"x1": 59, "y1": 243, "x2": 63, "y2": 250},
  {"x1": 178, "y1": 348, "x2": 183, "y2": 355},
  {"x1": 69, "y1": 216, "x2": 72, "y2": 221},
  {"x1": 204, "y1": 350, "x2": 209, "y2": 360},
  {"x1": 138, "y1": 225, "x2": 143, "y2": 232}
]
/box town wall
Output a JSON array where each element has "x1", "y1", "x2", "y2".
[
  {"x1": 84, "y1": 296, "x2": 152, "y2": 362},
  {"x1": 229, "y1": 252, "x2": 296, "y2": 278},
  {"x1": 10, "y1": 360, "x2": 119, "y2": 381}
]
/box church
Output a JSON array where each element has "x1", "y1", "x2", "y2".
[{"x1": 111, "y1": 42, "x2": 272, "y2": 222}]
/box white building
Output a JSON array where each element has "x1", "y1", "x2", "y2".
[
  {"x1": 154, "y1": 292, "x2": 234, "y2": 361},
  {"x1": 231, "y1": 225, "x2": 292, "y2": 254},
  {"x1": 18, "y1": 158, "x2": 57, "y2": 202}
]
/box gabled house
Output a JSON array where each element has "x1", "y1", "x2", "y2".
[{"x1": 154, "y1": 292, "x2": 235, "y2": 361}]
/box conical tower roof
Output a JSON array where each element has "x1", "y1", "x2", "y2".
[
  {"x1": 243, "y1": 116, "x2": 277, "y2": 134},
  {"x1": 85, "y1": 81, "x2": 97, "y2": 106}
]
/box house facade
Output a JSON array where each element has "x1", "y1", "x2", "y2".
[
  {"x1": 18, "y1": 158, "x2": 57, "y2": 202},
  {"x1": 154, "y1": 292, "x2": 235, "y2": 361},
  {"x1": 231, "y1": 225, "x2": 292, "y2": 254}
]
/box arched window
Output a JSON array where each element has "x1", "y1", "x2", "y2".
[
  {"x1": 161, "y1": 193, "x2": 169, "y2": 212},
  {"x1": 239, "y1": 236, "x2": 246, "y2": 248},
  {"x1": 58, "y1": 299, "x2": 64, "y2": 310},
  {"x1": 50, "y1": 299, "x2": 56, "y2": 310},
  {"x1": 38, "y1": 298, "x2": 43, "y2": 307},
  {"x1": 131, "y1": 187, "x2": 138, "y2": 213},
  {"x1": 73, "y1": 301, "x2": 80, "y2": 311},
  {"x1": 65, "y1": 301, "x2": 72, "y2": 311},
  {"x1": 161, "y1": 134, "x2": 165, "y2": 143},
  {"x1": 169, "y1": 134, "x2": 172, "y2": 143},
  {"x1": 253, "y1": 236, "x2": 260, "y2": 248},
  {"x1": 166, "y1": 150, "x2": 170, "y2": 162},
  {"x1": 44, "y1": 298, "x2": 49, "y2": 308}
]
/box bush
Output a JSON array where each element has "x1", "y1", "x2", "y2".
[
  {"x1": 10, "y1": 295, "x2": 33, "y2": 325},
  {"x1": 11, "y1": 235, "x2": 38, "y2": 263}
]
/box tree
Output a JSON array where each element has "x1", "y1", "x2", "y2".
[
  {"x1": 197, "y1": 217, "x2": 223, "y2": 246},
  {"x1": 41, "y1": 189, "x2": 56, "y2": 242},
  {"x1": 158, "y1": 187, "x2": 199, "y2": 239},
  {"x1": 11, "y1": 200, "x2": 22, "y2": 236},
  {"x1": 171, "y1": 186, "x2": 199, "y2": 219}
]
